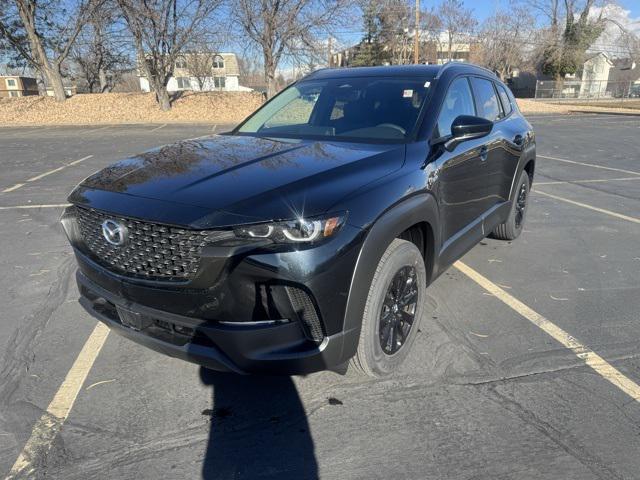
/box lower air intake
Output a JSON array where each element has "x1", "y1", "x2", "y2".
[{"x1": 285, "y1": 286, "x2": 325, "y2": 343}]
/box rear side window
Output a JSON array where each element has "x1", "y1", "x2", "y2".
[
  {"x1": 470, "y1": 77, "x2": 501, "y2": 122},
  {"x1": 497, "y1": 84, "x2": 512, "y2": 116},
  {"x1": 437, "y1": 77, "x2": 476, "y2": 137}
]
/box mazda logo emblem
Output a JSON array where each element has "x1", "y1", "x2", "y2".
[{"x1": 101, "y1": 219, "x2": 128, "y2": 246}]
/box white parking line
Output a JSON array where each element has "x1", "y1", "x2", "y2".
[
  {"x1": 149, "y1": 123, "x2": 167, "y2": 132},
  {"x1": 6, "y1": 323, "x2": 110, "y2": 479},
  {"x1": 454, "y1": 261, "x2": 640, "y2": 402},
  {"x1": 83, "y1": 126, "x2": 111, "y2": 134},
  {"x1": 533, "y1": 190, "x2": 640, "y2": 224},
  {"x1": 2, "y1": 184, "x2": 25, "y2": 193},
  {"x1": 2, "y1": 155, "x2": 94, "y2": 193},
  {"x1": 0, "y1": 204, "x2": 71, "y2": 210},
  {"x1": 538, "y1": 154, "x2": 640, "y2": 177},
  {"x1": 535, "y1": 176, "x2": 640, "y2": 186}
]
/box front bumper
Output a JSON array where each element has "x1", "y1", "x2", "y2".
[
  {"x1": 77, "y1": 270, "x2": 361, "y2": 374},
  {"x1": 66, "y1": 205, "x2": 367, "y2": 374}
]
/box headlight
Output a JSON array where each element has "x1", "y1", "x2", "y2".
[{"x1": 233, "y1": 214, "x2": 346, "y2": 244}]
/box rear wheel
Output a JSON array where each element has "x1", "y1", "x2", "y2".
[
  {"x1": 491, "y1": 170, "x2": 530, "y2": 241},
  {"x1": 351, "y1": 239, "x2": 427, "y2": 377}
]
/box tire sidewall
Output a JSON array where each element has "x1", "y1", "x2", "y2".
[{"x1": 361, "y1": 241, "x2": 427, "y2": 376}]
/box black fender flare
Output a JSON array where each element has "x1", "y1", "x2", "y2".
[
  {"x1": 339, "y1": 193, "x2": 439, "y2": 360},
  {"x1": 509, "y1": 143, "x2": 536, "y2": 203}
]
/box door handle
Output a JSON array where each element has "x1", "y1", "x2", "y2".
[
  {"x1": 513, "y1": 134, "x2": 524, "y2": 146},
  {"x1": 480, "y1": 145, "x2": 488, "y2": 162}
]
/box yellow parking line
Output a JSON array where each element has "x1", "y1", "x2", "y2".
[
  {"x1": 535, "y1": 176, "x2": 640, "y2": 186},
  {"x1": 27, "y1": 155, "x2": 93, "y2": 182},
  {"x1": 454, "y1": 261, "x2": 640, "y2": 402},
  {"x1": 534, "y1": 190, "x2": 640, "y2": 224},
  {"x1": 538, "y1": 154, "x2": 640, "y2": 177},
  {"x1": 6, "y1": 323, "x2": 110, "y2": 479},
  {"x1": 0, "y1": 204, "x2": 71, "y2": 210}
]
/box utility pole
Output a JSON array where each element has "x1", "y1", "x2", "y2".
[
  {"x1": 414, "y1": 0, "x2": 420, "y2": 64},
  {"x1": 328, "y1": 36, "x2": 333, "y2": 67}
]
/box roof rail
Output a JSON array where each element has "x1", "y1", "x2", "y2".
[{"x1": 436, "y1": 61, "x2": 498, "y2": 78}]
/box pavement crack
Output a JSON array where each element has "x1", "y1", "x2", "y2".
[{"x1": 483, "y1": 384, "x2": 625, "y2": 480}]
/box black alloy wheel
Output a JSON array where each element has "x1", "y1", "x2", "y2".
[
  {"x1": 378, "y1": 266, "x2": 418, "y2": 355},
  {"x1": 514, "y1": 181, "x2": 528, "y2": 229}
]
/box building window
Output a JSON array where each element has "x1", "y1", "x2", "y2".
[
  {"x1": 214, "y1": 76, "x2": 225, "y2": 89},
  {"x1": 9, "y1": 91, "x2": 19, "y2": 97},
  {"x1": 213, "y1": 55, "x2": 224, "y2": 69},
  {"x1": 6, "y1": 79, "x2": 17, "y2": 87},
  {"x1": 176, "y1": 77, "x2": 191, "y2": 90},
  {"x1": 175, "y1": 57, "x2": 188, "y2": 69}
]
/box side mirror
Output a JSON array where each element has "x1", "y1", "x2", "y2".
[{"x1": 443, "y1": 115, "x2": 493, "y2": 151}]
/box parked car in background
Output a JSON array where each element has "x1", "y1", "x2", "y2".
[{"x1": 62, "y1": 63, "x2": 536, "y2": 377}]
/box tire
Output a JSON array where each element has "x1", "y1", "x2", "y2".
[
  {"x1": 491, "y1": 170, "x2": 530, "y2": 241},
  {"x1": 350, "y1": 238, "x2": 427, "y2": 377}
]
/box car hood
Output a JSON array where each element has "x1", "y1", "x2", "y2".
[{"x1": 71, "y1": 135, "x2": 405, "y2": 228}]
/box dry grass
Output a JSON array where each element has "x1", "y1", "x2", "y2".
[
  {"x1": 0, "y1": 91, "x2": 265, "y2": 126},
  {"x1": 1, "y1": 92, "x2": 638, "y2": 127},
  {"x1": 516, "y1": 98, "x2": 640, "y2": 115}
]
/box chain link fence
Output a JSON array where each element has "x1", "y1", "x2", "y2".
[{"x1": 535, "y1": 80, "x2": 640, "y2": 105}]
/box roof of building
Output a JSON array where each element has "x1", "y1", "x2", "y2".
[
  {"x1": 217, "y1": 53, "x2": 239, "y2": 76},
  {"x1": 176, "y1": 52, "x2": 240, "y2": 76},
  {"x1": 584, "y1": 52, "x2": 613, "y2": 64}
]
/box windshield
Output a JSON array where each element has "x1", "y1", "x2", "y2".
[{"x1": 236, "y1": 76, "x2": 433, "y2": 143}]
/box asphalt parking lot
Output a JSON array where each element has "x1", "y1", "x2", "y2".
[{"x1": 0, "y1": 115, "x2": 639, "y2": 480}]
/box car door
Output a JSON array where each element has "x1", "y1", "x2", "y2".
[
  {"x1": 469, "y1": 77, "x2": 513, "y2": 213},
  {"x1": 432, "y1": 76, "x2": 489, "y2": 250},
  {"x1": 494, "y1": 83, "x2": 525, "y2": 203}
]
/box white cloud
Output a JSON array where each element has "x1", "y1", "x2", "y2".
[{"x1": 590, "y1": 4, "x2": 640, "y2": 57}]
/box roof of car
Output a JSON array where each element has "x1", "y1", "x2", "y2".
[{"x1": 304, "y1": 63, "x2": 497, "y2": 81}]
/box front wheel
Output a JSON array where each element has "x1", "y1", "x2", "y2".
[
  {"x1": 491, "y1": 170, "x2": 530, "y2": 241},
  {"x1": 350, "y1": 239, "x2": 427, "y2": 377}
]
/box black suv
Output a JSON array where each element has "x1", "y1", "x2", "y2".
[{"x1": 62, "y1": 64, "x2": 535, "y2": 377}]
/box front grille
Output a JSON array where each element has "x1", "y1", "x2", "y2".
[{"x1": 75, "y1": 207, "x2": 226, "y2": 281}]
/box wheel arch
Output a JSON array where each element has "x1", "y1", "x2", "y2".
[{"x1": 340, "y1": 193, "x2": 439, "y2": 359}]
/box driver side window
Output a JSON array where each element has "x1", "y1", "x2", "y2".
[{"x1": 437, "y1": 77, "x2": 476, "y2": 137}]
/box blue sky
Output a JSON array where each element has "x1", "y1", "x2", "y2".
[{"x1": 458, "y1": 0, "x2": 640, "y2": 21}]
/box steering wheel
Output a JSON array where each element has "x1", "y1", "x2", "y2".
[{"x1": 376, "y1": 123, "x2": 406, "y2": 135}]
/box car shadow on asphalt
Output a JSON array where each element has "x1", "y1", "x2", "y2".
[{"x1": 199, "y1": 368, "x2": 318, "y2": 479}]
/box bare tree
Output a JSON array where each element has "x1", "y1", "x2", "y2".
[
  {"x1": 435, "y1": 0, "x2": 477, "y2": 62},
  {"x1": 527, "y1": 0, "x2": 607, "y2": 79},
  {"x1": 476, "y1": 5, "x2": 536, "y2": 80},
  {"x1": 185, "y1": 52, "x2": 215, "y2": 90},
  {"x1": 116, "y1": 0, "x2": 223, "y2": 110},
  {"x1": 418, "y1": 7, "x2": 442, "y2": 64},
  {"x1": 379, "y1": 0, "x2": 412, "y2": 65},
  {"x1": 0, "y1": 0, "x2": 101, "y2": 101},
  {"x1": 237, "y1": 53, "x2": 265, "y2": 89},
  {"x1": 72, "y1": 2, "x2": 130, "y2": 93},
  {"x1": 235, "y1": 0, "x2": 350, "y2": 98}
]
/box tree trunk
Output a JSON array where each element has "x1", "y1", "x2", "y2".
[
  {"x1": 16, "y1": 0, "x2": 67, "y2": 102},
  {"x1": 45, "y1": 64, "x2": 67, "y2": 101},
  {"x1": 139, "y1": 58, "x2": 172, "y2": 110},
  {"x1": 264, "y1": 53, "x2": 277, "y2": 99},
  {"x1": 152, "y1": 80, "x2": 171, "y2": 111},
  {"x1": 36, "y1": 73, "x2": 47, "y2": 96},
  {"x1": 99, "y1": 67, "x2": 110, "y2": 93}
]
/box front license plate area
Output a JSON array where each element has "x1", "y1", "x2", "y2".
[{"x1": 117, "y1": 306, "x2": 151, "y2": 331}]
